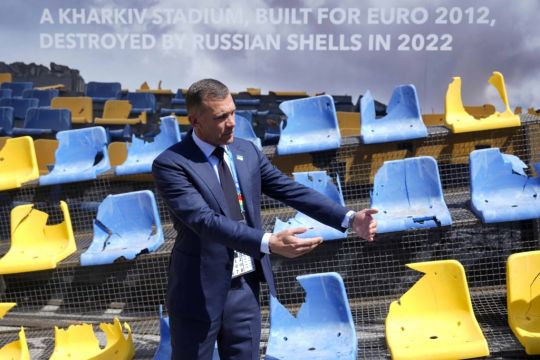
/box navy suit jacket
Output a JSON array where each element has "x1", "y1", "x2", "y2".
[{"x1": 152, "y1": 131, "x2": 349, "y2": 322}]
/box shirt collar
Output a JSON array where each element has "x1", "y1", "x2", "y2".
[{"x1": 192, "y1": 130, "x2": 228, "y2": 160}]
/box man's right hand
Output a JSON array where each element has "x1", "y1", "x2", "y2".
[{"x1": 268, "y1": 227, "x2": 323, "y2": 258}]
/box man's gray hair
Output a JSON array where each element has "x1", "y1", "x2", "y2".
[{"x1": 186, "y1": 79, "x2": 230, "y2": 114}]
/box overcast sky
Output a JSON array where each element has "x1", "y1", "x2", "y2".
[{"x1": 1, "y1": 0, "x2": 538, "y2": 112}]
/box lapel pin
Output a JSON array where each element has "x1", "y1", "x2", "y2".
[{"x1": 236, "y1": 155, "x2": 244, "y2": 161}]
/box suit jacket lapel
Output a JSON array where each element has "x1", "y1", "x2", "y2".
[
  {"x1": 229, "y1": 143, "x2": 256, "y2": 226},
  {"x1": 182, "y1": 133, "x2": 229, "y2": 216}
]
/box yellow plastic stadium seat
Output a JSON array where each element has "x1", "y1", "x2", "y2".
[
  {"x1": 34, "y1": 139, "x2": 59, "y2": 175},
  {"x1": 174, "y1": 115, "x2": 190, "y2": 125},
  {"x1": 95, "y1": 100, "x2": 146, "y2": 125},
  {"x1": 337, "y1": 111, "x2": 360, "y2": 137},
  {"x1": 246, "y1": 88, "x2": 261, "y2": 96},
  {"x1": 444, "y1": 71, "x2": 521, "y2": 133},
  {"x1": 386, "y1": 260, "x2": 489, "y2": 360},
  {"x1": 50, "y1": 318, "x2": 134, "y2": 360},
  {"x1": 0, "y1": 136, "x2": 39, "y2": 191},
  {"x1": 0, "y1": 201, "x2": 75, "y2": 275},
  {"x1": 0, "y1": 73, "x2": 12, "y2": 85},
  {"x1": 108, "y1": 142, "x2": 128, "y2": 167},
  {"x1": 51, "y1": 96, "x2": 93, "y2": 124},
  {"x1": 270, "y1": 91, "x2": 308, "y2": 96},
  {"x1": 0, "y1": 327, "x2": 30, "y2": 360},
  {"x1": 507, "y1": 250, "x2": 540, "y2": 354},
  {"x1": 0, "y1": 303, "x2": 16, "y2": 318}
]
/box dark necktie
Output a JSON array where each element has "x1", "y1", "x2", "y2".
[{"x1": 213, "y1": 147, "x2": 244, "y2": 221}]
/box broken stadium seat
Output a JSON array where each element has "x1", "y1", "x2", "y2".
[
  {"x1": 0, "y1": 82, "x2": 33, "y2": 98},
  {"x1": 276, "y1": 95, "x2": 341, "y2": 155},
  {"x1": 80, "y1": 190, "x2": 164, "y2": 266},
  {"x1": 0, "y1": 201, "x2": 75, "y2": 275},
  {"x1": 22, "y1": 88, "x2": 59, "y2": 107},
  {"x1": 370, "y1": 156, "x2": 452, "y2": 233},
  {"x1": 234, "y1": 112, "x2": 262, "y2": 150},
  {"x1": 0, "y1": 136, "x2": 39, "y2": 191},
  {"x1": 12, "y1": 108, "x2": 71, "y2": 136},
  {"x1": 444, "y1": 71, "x2": 520, "y2": 133},
  {"x1": 111, "y1": 116, "x2": 180, "y2": 176},
  {"x1": 470, "y1": 148, "x2": 540, "y2": 223},
  {"x1": 507, "y1": 250, "x2": 540, "y2": 355},
  {"x1": 0, "y1": 327, "x2": 29, "y2": 360},
  {"x1": 273, "y1": 171, "x2": 347, "y2": 241},
  {"x1": 50, "y1": 318, "x2": 134, "y2": 360},
  {"x1": 0, "y1": 97, "x2": 39, "y2": 120},
  {"x1": 95, "y1": 99, "x2": 146, "y2": 125},
  {"x1": 39, "y1": 127, "x2": 111, "y2": 186},
  {"x1": 51, "y1": 96, "x2": 93, "y2": 124},
  {"x1": 125, "y1": 92, "x2": 157, "y2": 115},
  {"x1": 360, "y1": 84, "x2": 427, "y2": 144},
  {"x1": 265, "y1": 272, "x2": 357, "y2": 360},
  {"x1": 386, "y1": 260, "x2": 489, "y2": 360},
  {"x1": 85, "y1": 81, "x2": 121, "y2": 103}
]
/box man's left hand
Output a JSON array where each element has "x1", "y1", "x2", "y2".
[{"x1": 351, "y1": 209, "x2": 378, "y2": 241}]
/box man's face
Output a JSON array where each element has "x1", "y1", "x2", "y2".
[{"x1": 190, "y1": 93, "x2": 236, "y2": 146}]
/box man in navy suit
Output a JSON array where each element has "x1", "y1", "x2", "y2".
[{"x1": 152, "y1": 79, "x2": 377, "y2": 360}]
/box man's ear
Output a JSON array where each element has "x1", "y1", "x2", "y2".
[{"x1": 188, "y1": 114, "x2": 197, "y2": 128}]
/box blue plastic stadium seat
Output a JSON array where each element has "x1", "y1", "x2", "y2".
[
  {"x1": 80, "y1": 190, "x2": 164, "y2": 266},
  {"x1": 22, "y1": 89, "x2": 59, "y2": 107},
  {"x1": 276, "y1": 95, "x2": 341, "y2": 155},
  {"x1": 160, "y1": 107, "x2": 187, "y2": 116},
  {"x1": 0, "y1": 82, "x2": 33, "y2": 97},
  {"x1": 153, "y1": 305, "x2": 220, "y2": 360},
  {"x1": 235, "y1": 98, "x2": 260, "y2": 107},
  {"x1": 0, "y1": 106, "x2": 14, "y2": 136},
  {"x1": 265, "y1": 272, "x2": 357, "y2": 360},
  {"x1": 12, "y1": 108, "x2": 71, "y2": 136},
  {"x1": 125, "y1": 92, "x2": 156, "y2": 115},
  {"x1": 234, "y1": 112, "x2": 261, "y2": 150},
  {"x1": 371, "y1": 156, "x2": 452, "y2": 233},
  {"x1": 0, "y1": 98, "x2": 39, "y2": 120},
  {"x1": 0, "y1": 89, "x2": 12, "y2": 99},
  {"x1": 273, "y1": 171, "x2": 347, "y2": 241},
  {"x1": 170, "y1": 89, "x2": 186, "y2": 105},
  {"x1": 86, "y1": 81, "x2": 121, "y2": 103},
  {"x1": 360, "y1": 85, "x2": 427, "y2": 144},
  {"x1": 115, "y1": 116, "x2": 181, "y2": 176},
  {"x1": 470, "y1": 148, "x2": 540, "y2": 223},
  {"x1": 39, "y1": 127, "x2": 111, "y2": 186}
]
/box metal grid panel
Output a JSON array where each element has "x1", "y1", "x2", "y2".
[{"x1": 0, "y1": 114, "x2": 538, "y2": 359}]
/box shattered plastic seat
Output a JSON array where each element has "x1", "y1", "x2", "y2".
[
  {"x1": 51, "y1": 96, "x2": 93, "y2": 124},
  {"x1": 360, "y1": 85, "x2": 427, "y2": 144},
  {"x1": 371, "y1": 156, "x2": 452, "y2": 233},
  {"x1": 273, "y1": 171, "x2": 347, "y2": 241},
  {"x1": 0, "y1": 97, "x2": 39, "y2": 120},
  {"x1": 0, "y1": 82, "x2": 32, "y2": 97},
  {"x1": 0, "y1": 106, "x2": 14, "y2": 136},
  {"x1": 0, "y1": 303, "x2": 16, "y2": 318},
  {"x1": 0, "y1": 327, "x2": 30, "y2": 360},
  {"x1": 0, "y1": 201, "x2": 75, "y2": 275},
  {"x1": 39, "y1": 127, "x2": 111, "y2": 186},
  {"x1": 276, "y1": 95, "x2": 341, "y2": 155},
  {"x1": 95, "y1": 99, "x2": 147, "y2": 125},
  {"x1": 386, "y1": 260, "x2": 489, "y2": 360},
  {"x1": 111, "y1": 116, "x2": 180, "y2": 176},
  {"x1": 265, "y1": 272, "x2": 357, "y2": 360},
  {"x1": 50, "y1": 318, "x2": 134, "y2": 360},
  {"x1": 85, "y1": 81, "x2": 121, "y2": 103},
  {"x1": 22, "y1": 88, "x2": 59, "y2": 107},
  {"x1": 12, "y1": 108, "x2": 71, "y2": 136},
  {"x1": 0, "y1": 136, "x2": 39, "y2": 191},
  {"x1": 234, "y1": 112, "x2": 262, "y2": 150},
  {"x1": 444, "y1": 71, "x2": 520, "y2": 133},
  {"x1": 470, "y1": 148, "x2": 540, "y2": 223},
  {"x1": 507, "y1": 250, "x2": 540, "y2": 354},
  {"x1": 80, "y1": 190, "x2": 164, "y2": 266}
]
